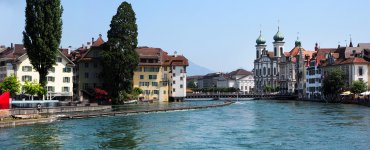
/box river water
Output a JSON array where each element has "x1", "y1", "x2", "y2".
[{"x1": 0, "y1": 100, "x2": 370, "y2": 149}]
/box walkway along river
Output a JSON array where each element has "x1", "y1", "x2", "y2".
[{"x1": 0, "y1": 100, "x2": 370, "y2": 149}]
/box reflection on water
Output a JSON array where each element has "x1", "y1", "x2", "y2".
[
  {"x1": 96, "y1": 117, "x2": 139, "y2": 149},
  {"x1": 0, "y1": 100, "x2": 370, "y2": 149}
]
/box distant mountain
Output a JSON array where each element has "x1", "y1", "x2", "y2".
[{"x1": 187, "y1": 61, "x2": 214, "y2": 76}]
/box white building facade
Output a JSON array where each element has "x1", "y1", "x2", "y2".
[
  {"x1": 0, "y1": 44, "x2": 74, "y2": 100},
  {"x1": 254, "y1": 28, "x2": 284, "y2": 94}
]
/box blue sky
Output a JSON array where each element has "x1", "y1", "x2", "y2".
[{"x1": 1, "y1": 0, "x2": 370, "y2": 72}]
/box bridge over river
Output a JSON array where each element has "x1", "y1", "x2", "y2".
[{"x1": 186, "y1": 93, "x2": 298, "y2": 100}]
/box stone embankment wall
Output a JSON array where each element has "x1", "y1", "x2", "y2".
[{"x1": 10, "y1": 105, "x2": 112, "y2": 115}]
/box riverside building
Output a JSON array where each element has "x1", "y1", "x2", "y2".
[
  {"x1": 133, "y1": 47, "x2": 188, "y2": 102},
  {"x1": 253, "y1": 28, "x2": 284, "y2": 94},
  {"x1": 0, "y1": 44, "x2": 75, "y2": 100}
]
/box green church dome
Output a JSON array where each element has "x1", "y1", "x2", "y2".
[
  {"x1": 256, "y1": 31, "x2": 266, "y2": 45},
  {"x1": 273, "y1": 27, "x2": 284, "y2": 42},
  {"x1": 295, "y1": 38, "x2": 301, "y2": 47}
]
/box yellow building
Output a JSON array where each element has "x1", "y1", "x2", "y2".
[
  {"x1": 133, "y1": 47, "x2": 169, "y2": 102},
  {"x1": 133, "y1": 47, "x2": 189, "y2": 102}
]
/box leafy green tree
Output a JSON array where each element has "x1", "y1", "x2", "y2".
[
  {"x1": 187, "y1": 81, "x2": 197, "y2": 89},
  {"x1": 101, "y1": 2, "x2": 139, "y2": 104},
  {"x1": 23, "y1": 81, "x2": 46, "y2": 100},
  {"x1": 0, "y1": 75, "x2": 21, "y2": 95},
  {"x1": 23, "y1": 0, "x2": 63, "y2": 87},
  {"x1": 322, "y1": 68, "x2": 345, "y2": 102},
  {"x1": 350, "y1": 80, "x2": 367, "y2": 98},
  {"x1": 264, "y1": 85, "x2": 273, "y2": 93}
]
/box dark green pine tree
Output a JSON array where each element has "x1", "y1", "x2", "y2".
[
  {"x1": 101, "y1": 2, "x2": 139, "y2": 104},
  {"x1": 23, "y1": 0, "x2": 63, "y2": 87}
]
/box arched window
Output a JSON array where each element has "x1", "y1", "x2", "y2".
[
  {"x1": 263, "y1": 67, "x2": 266, "y2": 75},
  {"x1": 274, "y1": 47, "x2": 277, "y2": 56},
  {"x1": 274, "y1": 68, "x2": 277, "y2": 75},
  {"x1": 280, "y1": 47, "x2": 283, "y2": 56}
]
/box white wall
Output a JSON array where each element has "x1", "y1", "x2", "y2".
[
  {"x1": 15, "y1": 53, "x2": 73, "y2": 97},
  {"x1": 171, "y1": 66, "x2": 186, "y2": 97}
]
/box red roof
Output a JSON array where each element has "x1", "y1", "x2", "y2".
[
  {"x1": 136, "y1": 47, "x2": 189, "y2": 66},
  {"x1": 92, "y1": 35, "x2": 104, "y2": 47},
  {"x1": 340, "y1": 57, "x2": 368, "y2": 65}
]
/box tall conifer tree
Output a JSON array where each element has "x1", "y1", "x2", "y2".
[
  {"x1": 101, "y1": 2, "x2": 139, "y2": 104},
  {"x1": 23, "y1": 0, "x2": 63, "y2": 87}
]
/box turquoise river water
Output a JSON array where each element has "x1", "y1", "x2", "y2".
[{"x1": 0, "y1": 100, "x2": 370, "y2": 149}]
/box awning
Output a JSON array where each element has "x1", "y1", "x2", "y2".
[{"x1": 340, "y1": 91, "x2": 352, "y2": 96}]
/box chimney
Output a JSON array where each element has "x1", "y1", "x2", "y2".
[
  {"x1": 174, "y1": 51, "x2": 178, "y2": 57},
  {"x1": 11, "y1": 43, "x2": 13, "y2": 49},
  {"x1": 68, "y1": 46, "x2": 72, "y2": 54},
  {"x1": 92, "y1": 37, "x2": 95, "y2": 44}
]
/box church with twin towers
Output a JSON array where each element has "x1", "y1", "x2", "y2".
[{"x1": 254, "y1": 26, "x2": 308, "y2": 95}]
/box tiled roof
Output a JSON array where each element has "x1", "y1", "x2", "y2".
[
  {"x1": 92, "y1": 35, "x2": 104, "y2": 47},
  {"x1": 340, "y1": 57, "x2": 368, "y2": 64},
  {"x1": 267, "y1": 52, "x2": 274, "y2": 58},
  {"x1": 136, "y1": 47, "x2": 189, "y2": 67},
  {"x1": 310, "y1": 48, "x2": 336, "y2": 66},
  {"x1": 228, "y1": 69, "x2": 253, "y2": 76}
]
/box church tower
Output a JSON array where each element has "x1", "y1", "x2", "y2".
[
  {"x1": 255, "y1": 30, "x2": 266, "y2": 59},
  {"x1": 272, "y1": 26, "x2": 285, "y2": 57}
]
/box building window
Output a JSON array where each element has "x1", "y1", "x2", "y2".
[
  {"x1": 152, "y1": 82, "x2": 158, "y2": 86},
  {"x1": 153, "y1": 90, "x2": 159, "y2": 94},
  {"x1": 173, "y1": 66, "x2": 175, "y2": 70},
  {"x1": 173, "y1": 80, "x2": 176, "y2": 84},
  {"x1": 63, "y1": 67, "x2": 72, "y2": 73},
  {"x1": 84, "y1": 83, "x2": 89, "y2": 90},
  {"x1": 359, "y1": 66, "x2": 363, "y2": 76},
  {"x1": 173, "y1": 73, "x2": 176, "y2": 77},
  {"x1": 173, "y1": 88, "x2": 176, "y2": 92},
  {"x1": 63, "y1": 77, "x2": 70, "y2": 83},
  {"x1": 47, "y1": 86, "x2": 55, "y2": 92},
  {"x1": 22, "y1": 66, "x2": 32, "y2": 72},
  {"x1": 163, "y1": 90, "x2": 166, "y2": 94},
  {"x1": 164, "y1": 67, "x2": 167, "y2": 71},
  {"x1": 62, "y1": 87, "x2": 70, "y2": 92},
  {"x1": 280, "y1": 47, "x2": 283, "y2": 56},
  {"x1": 22, "y1": 75, "x2": 32, "y2": 82},
  {"x1": 149, "y1": 75, "x2": 157, "y2": 80},
  {"x1": 140, "y1": 75, "x2": 144, "y2": 79},
  {"x1": 144, "y1": 67, "x2": 159, "y2": 72},
  {"x1": 56, "y1": 57, "x2": 62, "y2": 62},
  {"x1": 85, "y1": 62, "x2": 89, "y2": 68},
  {"x1": 180, "y1": 84, "x2": 183, "y2": 88},
  {"x1": 48, "y1": 67, "x2": 55, "y2": 73},
  {"x1": 274, "y1": 68, "x2": 276, "y2": 75},
  {"x1": 85, "y1": 72, "x2": 89, "y2": 78},
  {"x1": 180, "y1": 77, "x2": 183, "y2": 81},
  {"x1": 274, "y1": 47, "x2": 277, "y2": 56},
  {"x1": 47, "y1": 76, "x2": 55, "y2": 82},
  {"x1": 263, "y1": 67, "x2": 266, "y2": 75}
]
